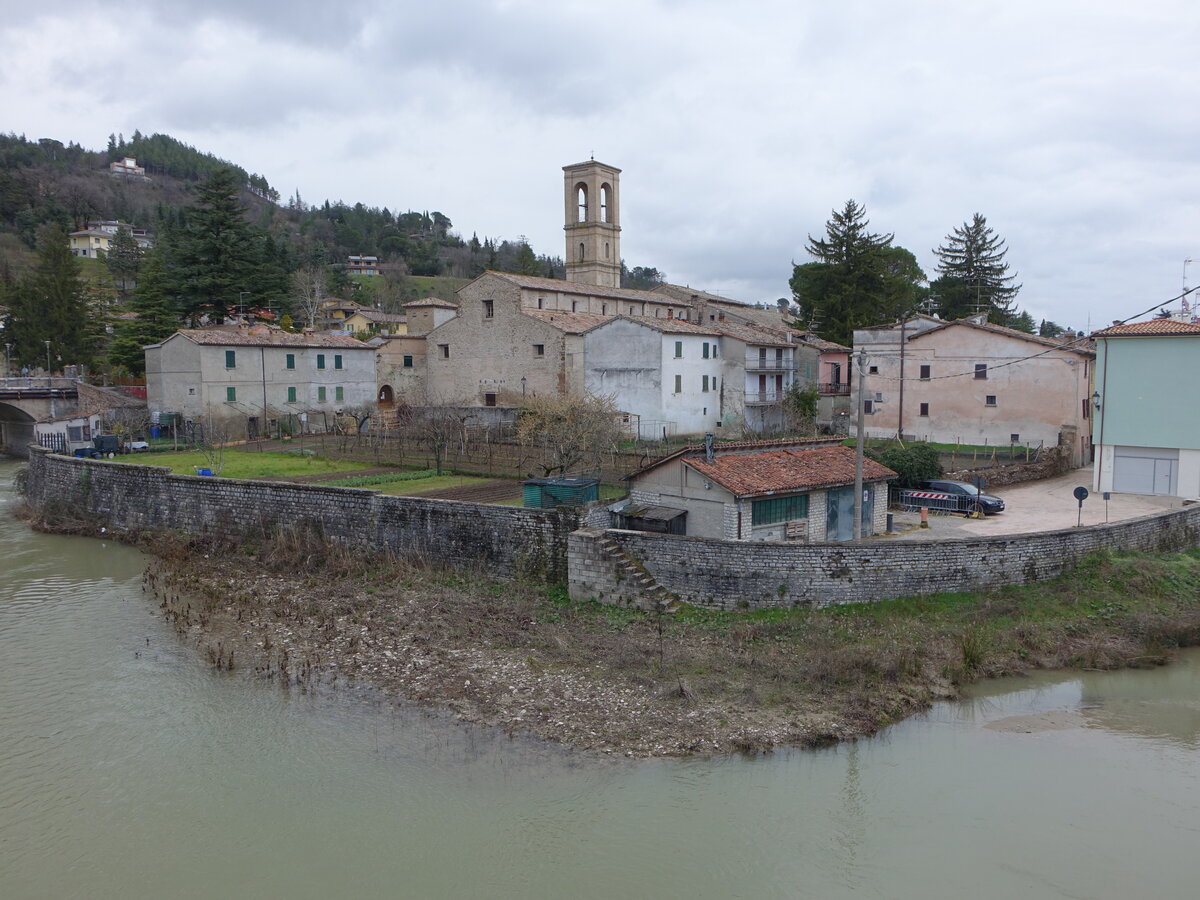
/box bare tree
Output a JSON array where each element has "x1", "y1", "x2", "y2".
[
  {"x1": 291, "y1": 265, "x2": 328, "y2": 329},
  {"x1": 413, "y1": 407, "x2": 468, "y2": 475},
  {"x1": 515, "y1": 392, "x2": 622, "y2": 476},
  {"x1": 195, "y1": 417, "x2": 232, "y2": 476}
]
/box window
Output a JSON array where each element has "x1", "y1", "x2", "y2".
[
  {"x1": 287, "y1": 386, "x2": 297, "y2": 403},
  {"x1": 919, "y1": 364, "x2": 930, "y2": 380},
  {"x1": 919, "y1": 402, "x2": 929, "y2": 417},
  {"x1": 1010, "y1": 433, "x2": 1020, "y2": 443},
  {"x1": 864, "y1": 399, "x2": 874, "y2": 414},
  {"x1": 674, "y1": 374, "x2": 682, "y2": 393},
  {"x1": 439, "y1": 344, "x2": 449, "y2": 359},
  {"x1": 578, "y1": 242, "x2": 585, "y2": 260},
  {"x1": 484, "y1": 393, "x2": 497, "y2": 407},
  {"x1": 317, "y1": 353, "x2": 326, "y2": 370},
  {"x1": 702, "y1": 375, "x2": 710, "y2": 392},
  {"x1": 1082, "y1": 398, "x2": 1090, "y2": 420},
  {"x1": 752, "y1": 494, "x2": 809, "y2": 526},
  {"x1": 975, "y1": 364, "x2": 988, "y2": 379},
  {"x1": 667, "y1": 309, "x2": 674, "y2": 319},
  {"x1": 286, "y1": 353, "x2": 295, "y2": 370},
  {"x1": 483, "y1": 299, "x2": 494, "y2": 318},
  {"x1": 702, "y1": 342, "x2": 710, "y2": 359},
  {"x1": 601, "y1": 304, "x2": 607, "y2": 315},
  {"x1": 571, "y1": 300, "x2": 578, "y2": 312},
  {"x1": 868, "y1": 365, "x2": 878, "y2": 374},
  {"x1": 226, "y1": 386, "x2": 236, "y2": 402},
  {"x1": 537, "y1": 297, "x2": 543, "y2": 309},
  {"x1": 334, "y1": 354, "x2": 343, "y2": 370},
  {"x1": 225, "y1": 350, "x2": 236, "y2": 368},
  {"x1": 674, "y1": 341, "x2": 683, "y2": 358},
  {"x1": 403, "y1": 355, "x2": 413, "y2": 368},
  {"x1": 985, "y1": 395, "x2": 997, "y2": 406},
  {"x1": 533, "y1": 344, "x2": 545, "y2": 357},
  {"x1": 317, "y1": 386, "x2": 326, "y2": 403},
  {"x1": 335, "y1": 386, "x2": 344, "y2": 402}
]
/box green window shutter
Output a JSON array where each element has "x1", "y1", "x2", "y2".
[
  {"x1": 317, "y1": 353, "x2": 325, "y2": 369},
  {"x1": 403, "y1": 355, "x2": 413, "y2": 368},
  {"x1": 226, "y1": 386, "x2": 236, "y2": 402},
  {"x1": 703, "y1": 342, "x2": 709, "y2": 359},
  {"x1": 287, "y1": 386, "x2": 296, "y2": 403},
  {"x1": 675, "y1": 341, "x2": 682, "y2": 358},
  {"x1": 335, "y1": 386, "x2": 344, "y2": 402},
  {"x1": 751, "y1": 494, "x2": 809, "y2": 526},
  {"x1": 335, "y1": 354, "x2": 343, "y2": 370},
  {"x1": 286, "y1": 353, "x2": 295, "y2": 369},
  {"x1": 702, "y1": 375, "x2": 709, "y2": 392},
  {"x1": 318, "y1": 386, "x2": 326, "y2": 402},
  {"x1": 674, "y1": 374, "x2": 681, "y2": 393},
  {"x1": 225, "y1": 350, "x2": 236, "y2": 368}
]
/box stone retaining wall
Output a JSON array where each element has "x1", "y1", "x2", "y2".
[
  {"x1": 23, "y1": 447, "x2": 586, "y2": 581},
  {"x1": 569, "y1": 507, "x2": 1200, "y2": 610}
]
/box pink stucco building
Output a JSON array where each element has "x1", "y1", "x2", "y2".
[{"x1": 852, "y1": 315, "x2": 1094, "y2": 465}]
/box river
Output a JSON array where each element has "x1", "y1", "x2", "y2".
[{"x1": 2, "y1": 457, "x2": 1198, "y2": 899}]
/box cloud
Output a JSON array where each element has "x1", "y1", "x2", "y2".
[{"x1": 3, "y1": 0, "x2": 1200, "y2": 328}]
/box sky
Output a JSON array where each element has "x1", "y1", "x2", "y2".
[{"x1": 3, "y1": 0, "x2": 1199, "y2": 331}]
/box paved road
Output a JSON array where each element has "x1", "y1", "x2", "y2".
[{"x1": 884, "y1": 466, "x2": 1182, "y2": 541}]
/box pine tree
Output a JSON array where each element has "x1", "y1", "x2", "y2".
[
  {"x1": 104, "y1": 225, "x2": 142, "y2": 302},
  {"x1": 170, "y1": 167, "x2": 262, "y2": 325},
  {"x1": 790, "y1": 200, "x2": 923, "y2": 346},
  {"x1": 108, "y1": 250, "x2": 181, "y2": 375},
  {"x1": 931, "y1": 213, "x2": 1021, "y2": 322}
]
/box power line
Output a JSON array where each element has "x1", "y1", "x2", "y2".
[{"x1": 862, "y1": 285, "x2": 1200, "y2": 384}]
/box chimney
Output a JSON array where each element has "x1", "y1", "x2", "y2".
[{"x1": 705, "y1": 432, "x2": 715, "y2": 461}]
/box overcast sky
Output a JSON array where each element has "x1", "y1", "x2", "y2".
[{"x1": 4, "y1": 0, "x2": 1199, "y2": 330}]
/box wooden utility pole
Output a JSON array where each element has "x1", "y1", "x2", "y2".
[{"x1": 854, "y1": 348, "x2": 866, "y2": 541}]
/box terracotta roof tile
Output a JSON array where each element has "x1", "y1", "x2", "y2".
[
  {"x1": 630, "y1": 436, "x2": 846, "y2": 479},
  {"x1": 175, "y1": 328, "x2": 371, "y2": 349},
  {"x1": 685, "y1": 446, "x2": 895, "y2": 497},
  {"x1": 909, "y1": 318, "x2": 1094, "y2": 356},
  {"x1": 522, "y1": 309, "x2": 612, "y2": 334},
  {"x1": 404, "y1": 298, "x2": 458, "y2": 310},
  {"x1": 1092, "y1": 319, "x2": 1200, "y2": 336},
  {"x1": 714, "y1": 321, "x2": 793, "y2": 346}
]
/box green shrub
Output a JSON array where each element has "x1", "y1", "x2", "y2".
[{"x1": 866, "y1": 443, "x2": 942, "y2": 487}]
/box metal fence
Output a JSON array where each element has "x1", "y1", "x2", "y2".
[{"x1": 893, "y1": 488, "x2": 974, "y2": 515}]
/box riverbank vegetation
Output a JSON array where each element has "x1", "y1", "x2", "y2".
[{"x1": 124, "y1": 518, "x2": 1200, "y2": 757}]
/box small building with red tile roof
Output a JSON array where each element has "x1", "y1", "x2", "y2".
[
  {"x1": 625, "y1": 439, "x2": 895, "y2": 541},
  {"x1": 1091, "y1": 316, "x2": 1200, "y2": 497}
]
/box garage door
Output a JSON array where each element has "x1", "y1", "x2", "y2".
[{"x1": 1112, "y1": 446, "x2": 1178, "y2": 496}]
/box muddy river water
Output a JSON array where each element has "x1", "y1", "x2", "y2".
[{"x1": 2, "y1": 458, "x2": 1198, "y2": 899}]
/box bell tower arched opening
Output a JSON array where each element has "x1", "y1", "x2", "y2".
[{"x1": 563, "y1": 161, "x2": 622, "y2": 288}]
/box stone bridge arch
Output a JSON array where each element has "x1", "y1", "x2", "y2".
[{"x1": 0, "y1": 402, "x2": 36, "y2": 457}]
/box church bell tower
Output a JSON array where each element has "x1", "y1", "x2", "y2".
[{"x1": 563, "y1": 160, "x2": 621, "y2": 288}]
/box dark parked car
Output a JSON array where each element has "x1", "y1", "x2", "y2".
[{"x1": 916, "y1": 479, "x2": 1006, "y2": 515}]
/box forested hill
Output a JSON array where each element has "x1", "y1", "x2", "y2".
[{"x1": 0, "y1": 130, "x2": 665, "y2": 292}]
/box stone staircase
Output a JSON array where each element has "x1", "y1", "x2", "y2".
[{"x1": 595, "y1": 532, "x2": 682, "y2": 613}]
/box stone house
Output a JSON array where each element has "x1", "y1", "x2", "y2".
[
  {"x1": 716, "y1": 321, "x2": 815, "y2": 433},
  {"x1": 624, "y1": 438, "x2": 894, "y2": 541},
  {"x1": 1092, "y1": 319, "x2": 1200, "y2": 497},
  {"x1": 852, "y1": 315, "x2": 1094, "y2": 464},
  {"x1": 372, "y1": 333, "x2": 428, "y2": 411},
  {"x1": 145, "y1": 325, "x2": 376, "y2": 438}
]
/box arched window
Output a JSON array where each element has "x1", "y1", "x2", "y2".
[
  {"x1": 604, "y1": 242, "x2": 609, "y2": 259},
  {"x1": 578, "y1": 242, "x2": 585, "y2": 260},
  {"x1": 576, "y1": 184, "x2": 588, "y2": 222},
  {"x1": 600, "y1": 184, "x2": 610, "y2": 223}
]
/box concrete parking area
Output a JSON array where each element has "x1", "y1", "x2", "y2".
[{"x1": 882, "y1": 466, "x2": 1183, "y2": 541}]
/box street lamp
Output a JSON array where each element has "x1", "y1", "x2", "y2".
[{"x1": 1092, "y1": 390, "x2": 1101, "y2": 411}]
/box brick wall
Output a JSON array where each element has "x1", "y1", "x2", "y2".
[{"x1": 24, "y1": 447, "x2": 585, "y2": 581}]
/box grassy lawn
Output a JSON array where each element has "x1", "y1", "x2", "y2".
[
  {"x1": 376, "y1": 474, "x2": 495, "y2": 495},
  {"x1": 118, "y1": 449, "x2": 374, "y2": 480}
]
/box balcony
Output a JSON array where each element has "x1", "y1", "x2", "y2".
[
  {"x1": 745, "y1": 390, "x2": 785, "y2": 405},
  {"x1": 817, "y1": 381, "x2": 850, "y2": 396},
  {"x1": 744, "y1": 357, "x2": 794, "y2": 371}
]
